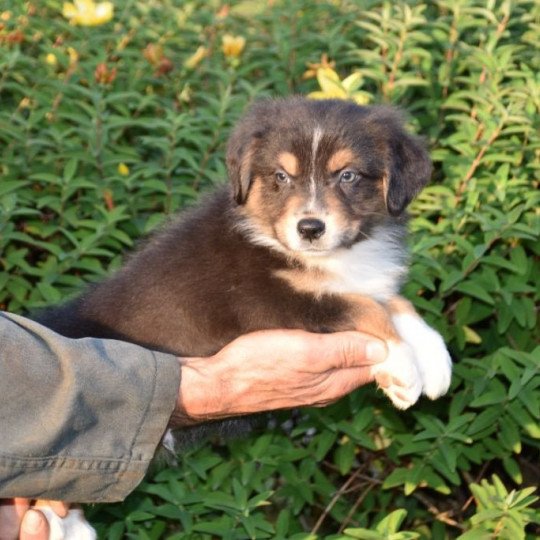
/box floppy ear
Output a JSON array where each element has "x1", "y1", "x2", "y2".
[
  {"x1": 227, "y1": 99, "x2": 280, "y2": 204},
  {"x1": 226, "y1": 118, "x2": 265, "y2": 205},
  {"x1": 385, "y1": 133, "x2": 432, "y2": 216},
  {"x1": 226, "y1": 131, "x2": 252, "y2": 204}
]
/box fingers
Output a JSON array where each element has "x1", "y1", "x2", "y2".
[
  {"x1": 310, "y1": 366, "x2": 379, "y2": 406},
  {"x1": 178, "y1": 329, "x2": 390, "y2": 420},
  {"x1": 0, "y1": 499, "x2": 69, "y2": 540},
  {"x1": 19, "y1": 510, "x2": 49, "y2": 540},
  {"x1": 0, "y1": 498, "x2": 31, "y2": 540}
]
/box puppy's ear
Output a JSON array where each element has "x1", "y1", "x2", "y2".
[
  {"x1": 226, "y1": 120, "x2": 264, "y2": 205},
  {"x1": 227, "y1": 139, "x2": 255, "y2": 204},
  {"x1": 227, "y1": 100, "x2": 279, "y2": 204},
  {"x1": 385, "y1": 132, "x2": 432, "y2": 216}
]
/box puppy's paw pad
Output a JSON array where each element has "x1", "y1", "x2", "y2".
[
  {"x1": 372, "y1": 341, "x2": 422, "y2": 409},
  {"x1": 380, "y1": 383, "x2": 420, "y2": 410},
  {"x1": 392, "y1": 314, "x2": 453, "y2": 400}
]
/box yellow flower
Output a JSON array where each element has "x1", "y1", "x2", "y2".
[
  {"x1": 184, "y1": 46, "x2": 208, "y2": 70},
  {"x1": 117, "y1": 163, "x2": 129, "y2": 176},
  {"x1": 0, "y1": 11, "x2": 11, "y2": 22},
  {"x1": 62, "y1": 0, "x2": 113, "y2": 27},
  {"x1": 45, "y1": 53, "x2": 58, "y2": 66},
  {"x1": 19, "y1": 97, "x2": 32, "y2": 109},
  {"x1": 303, "y1": 53, "x2": 335, "y2": 80},
  {"x1": 116, "y1": 32, "x2": 133, "y2": 51},
  {"x1": 67, "y1": 46, "x2": 79, "y2": 65},
  {"x1": 143, "y1": 43, "x2": 163, "y2": 66},
  {"x1": 178, "y1": 84, "x2": 192, "y2": 103},
  {"x1": 308, "y1": 67, "x2": 371, "y2": 105},
  {"x1": 221, "y1": 34, "x2": 245, "y2": 59}
]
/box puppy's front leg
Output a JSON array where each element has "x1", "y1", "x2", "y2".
[
  {"x1": 386, "y1": 297, "x2": 452, "y2": 401},
  {"x1": 343, "y1": 296, "x2": 422, "y2": 409}
]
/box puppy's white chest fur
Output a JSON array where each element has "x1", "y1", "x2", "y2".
[{"x1": 305, "y1": 226, "x2": 408, "y2": 301}]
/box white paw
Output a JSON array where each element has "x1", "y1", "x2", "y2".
[
  {"x1": 371, "y1": 341, "x2": 422, "y2": 409},
  {"x1": 39, "y1": 507, "x2": 97, "y2": 540},
  {"x1": 392, "y1": 313, "x2": 452, "y2": 400}
]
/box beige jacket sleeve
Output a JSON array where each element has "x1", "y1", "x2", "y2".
[{"x1": 0, "y1": 312, "x2": 180, "y2": 503}]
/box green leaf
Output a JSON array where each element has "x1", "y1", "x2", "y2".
[
  {"x1": 315, "y1": 430, "x2": 337, "y2": 461},
  {"x1": 502, "y1": 457, "x2": 523, "y2": 484},
  {"x1": 63, "y1": 158, "x2": 78, "y2": 182},
  {"x1": 454, "y1": 282, "x2": 495, "y2": 305},
  {"x1": 334, "y1": 440, "x2": 355, "y2": 475},
  {"x1": 375, "y1": 509, "x2": 407, "y2": 534},
  {"x1": 36, "y1": 282, "x2": 62, "y2": 303}
]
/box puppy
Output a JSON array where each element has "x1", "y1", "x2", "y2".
[
  {"x1": 36, "y1": 97, "x2": 452, "y2": 539},
  {"x1": 39, "y1": 97, "x2": 451, "y2": 416}
]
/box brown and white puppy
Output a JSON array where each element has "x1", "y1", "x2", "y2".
[
  {"x1": 37, "y1": 97, "x2": 452, "y2": 539},
  {"x1": 39, "y1": 96, "x2": 451, "y2": 424}
]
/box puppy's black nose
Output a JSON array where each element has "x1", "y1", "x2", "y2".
[{"x1": 297, "y1": 218, "x2": 326, "y2": 241}]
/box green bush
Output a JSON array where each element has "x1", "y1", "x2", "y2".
[{"x1": 1, "y1": 0, "x2": 538, "y2": 538}]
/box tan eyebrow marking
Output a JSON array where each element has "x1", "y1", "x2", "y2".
[
  {"x1": 327, "y1": 148, "x2": 355, "y2": 173},
  {"x1": 277, "y1": 151, "x2": 299, "y2": 177}
]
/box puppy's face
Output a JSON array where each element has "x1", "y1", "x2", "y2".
[{"x1": 227, "y1": 98, "x2": 432, "y2": 256}]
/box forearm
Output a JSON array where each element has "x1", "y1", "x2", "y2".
[{"x1": 0, "y1": 312, "x2": 180, "y2": 503}]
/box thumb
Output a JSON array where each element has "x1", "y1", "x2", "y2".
[
  {"x1": 20, "y1": 510, "x2": 50, "y2": 540},
  {"x1": 321, "y1": 332, "x2": 388, "y2": 370}
]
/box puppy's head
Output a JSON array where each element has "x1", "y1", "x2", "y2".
[{"x1": 227, "y1": 97, "x2": 431, "y2": 255}]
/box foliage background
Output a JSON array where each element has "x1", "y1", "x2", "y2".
[{"x1": 1, "y1": 0, "x2": 539, "y2": 538}]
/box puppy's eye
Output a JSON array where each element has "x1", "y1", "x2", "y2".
[
  {"x1": 275, "y1": 171, "x2": 290, "y2": 184},
  {"x1": 339, "y1": 170, "x2": 357, "y2": 183}
]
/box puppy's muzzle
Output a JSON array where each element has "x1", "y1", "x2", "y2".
[{"x1": 297, "y1": 218, "x2": 326, "y2": 241}]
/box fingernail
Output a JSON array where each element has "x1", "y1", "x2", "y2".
[
  {"x1": 22, "y1": 510, "x2": 44, "y2": 534},
  {"x1": 366, "y1": 341, "x2": 387, "y2": 363}
]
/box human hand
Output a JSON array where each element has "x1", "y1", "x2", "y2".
[
  {"x1": 0, "y1": 499, "x2": 67, "y2": 540},
  {"x1": 173, "y1": 329, "x2": 388, "y2": 425}
]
